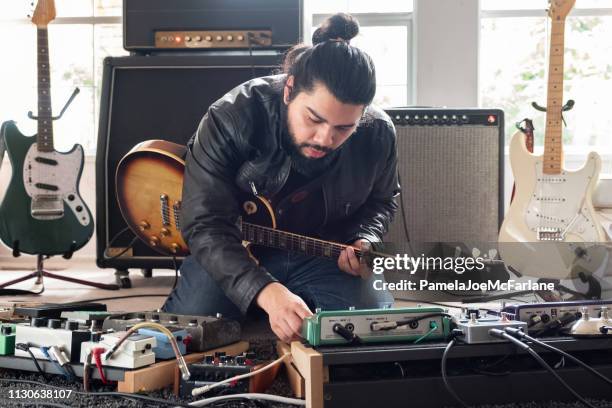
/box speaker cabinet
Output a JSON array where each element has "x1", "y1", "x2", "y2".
[
  {"x1": 384, "y1": 108, "x2": 505, "y2": 262},
  {"x1": 96, "y1": 54, "x2": 283, "y2": 270}
]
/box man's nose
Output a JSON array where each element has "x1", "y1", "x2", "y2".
[{"x1": 312, "y1": 125, "x2": 334, "y2": 148}]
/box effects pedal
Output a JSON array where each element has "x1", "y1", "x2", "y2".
[
  {"x1": 14, "y1": 318, "x2": 91, "y2": 362},
  {"x1": 60, "y1": 311, "x2": 112, "y2": 330},
  {"x1": 80, "y1": 331, "x2": 156, "y2": 369},
  {"x1": 501, "y1": 300, "x2": 612, "y2": 335},
  {"x1": 179, "y1": 352, "x2": 260, "y2": 398},
  {"x1": 570, "y1": 306, "x2": 612, "y2": 337},
  {"x1": 455, "y1": 312, "x2": 527, "y2": 344},
  {"x1": 0, "y1": 323, "x2": 16, "y2": 355},
  {"x1": 102, "y1": 312, "x2": 241, "y2": 352},
  {"x1": 138, "y1": 327, "x2": 188, "y2": 359},
  {"x1": 302, "y1": 306, "x2": 451, "y2": 346}
]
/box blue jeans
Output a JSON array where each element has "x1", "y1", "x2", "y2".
[{"x1": 162, "y1": 248, "x2": 394, "y2": 320}]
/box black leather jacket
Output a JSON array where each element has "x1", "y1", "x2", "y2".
[{"x1": 182, "y1": 75, "x2": 400, "y2": 314}]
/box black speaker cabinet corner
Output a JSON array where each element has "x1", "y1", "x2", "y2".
[{"x1": 96, "y1": 54, "x2": 283, "y2": 270}]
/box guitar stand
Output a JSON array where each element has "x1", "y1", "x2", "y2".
[{"x1": 0, "y1": 254, "x2": 119, "y2": 293}]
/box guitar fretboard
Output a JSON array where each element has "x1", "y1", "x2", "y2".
[
  {"x1": 543, "y1": 19, "x2": 566, "y2": 174},
  {"x1": 37, "y1": 27, "x2": 54, "y2": 152},
  {"x1": 242, "y1": 222, "x2": 364, "y2": 259}
]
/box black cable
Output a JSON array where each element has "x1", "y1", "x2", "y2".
[
  {"x1": 395, "y1": 312, "x2": 454, "y2": 328},
  {"x1": 172, "y1": 255, "x2": 179, "y2": 290},
  {"x1": 0, "y1": 378, "x2": 190, "y2": 407},
  {"x1": 505, "y1": 327, "x2": 612, "y2": 387},
  {"x1": 488, "y1": 329, "x2": 598, "y2": 408},
  {"x1": 14, "y1": 343, "x2": 48, "y2": 381},
  {"x1": 104, "y1": 236, "x2": 138, "y2": 261},
  {"x1": 441, "y1": 338, "x2": 471, "y2": 408},
  {"x1": 396, "y1": 171, "x2": 417, "y2": 259}
]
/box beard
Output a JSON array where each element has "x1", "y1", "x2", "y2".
[{"x1": 281, "y1": 102, "x2": 340, "y2": 178}]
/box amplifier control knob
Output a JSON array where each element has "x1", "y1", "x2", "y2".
[
  {"x1": 139, "y1": 221, "x2": 150, "y2": 231},
  {"x1": 237, "y1": 35, "x2": 244, "y2": 41},
  {"x1": 413, "y1": 115, "x2": 420, "y2": 122},
  {"x1": 227, "y1": 35, "x2": 233, "y2": 41},
  {"x1": 149, "y1": 236, "x2": 160, "y2": 247},
  {"x1": 160, "y1": 228, "x2": 171, "y2": 237},
  {"x1": 395, "y1": 115, "x2": 401, "y2": 121},
  {"x1": 161, "y1": 36, "x2": 167, "y2": 42},
  {"x1": 170, "y1": 243, "x2": 181, "y2": 253},
  {"x1": 404, "y1": 115, "x2": 410, "y2": 121},
  {"x1": 185, "y1": 36, "x2": 191, "y2": 42},
  {"x1": 204, "y1": 35, "x2": 211, "y2": 41},
  {"x1": 216, "y1": 35, "x2": 223, "y2": 41}
]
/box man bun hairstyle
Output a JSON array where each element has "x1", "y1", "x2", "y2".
[{"x1": 283, "y1": 13, "x2": 376, "y2": 106}]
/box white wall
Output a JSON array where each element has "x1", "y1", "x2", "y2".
[{"x1": 414, "y1": 0, "x2": 480, "y2": 107}]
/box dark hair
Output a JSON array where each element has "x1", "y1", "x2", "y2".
[{"x1": 282, "y1": 13, "x2": 376, "y2": 106}]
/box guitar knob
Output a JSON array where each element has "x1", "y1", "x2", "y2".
[
  {"x1": 160, "y1": 228, "x2": 171, "y2": 237},
  {"x1": 170, "y1": 243, "x2": 181, "y2": 253},
  {"x1": 149, "y1": 236, "x2": 160, "y2": 247},
  {"x1": 139, "y1": 221, "x2": 150, "y2": 231}
]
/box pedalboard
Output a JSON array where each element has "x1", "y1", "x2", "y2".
[
  {"x1": 14, "y1": 318, "x2": 91, "y2": 362},
  {"x1": 102, "y1": 311, "x2": 240, "y2": 352},
  {"x1": 455, "y1": 313, "x2": 527, "y2": 344},
  {"x1": 501, "y1": 300, "x2": 612, "y2": 335},
  {"x1": 0, "y1": 324, "x2": 16, "y2": 355},
  {"x1": 80, "y1": 331, "x2": 156, "y2": 369},
  {"x1": 179, "y1": 352, "x2": 258, "y2": 398},
  {"x1": 302, "y1": 307, "x2": 451, "y2": 346},
  {"x1": 14, "y1": 303, "x2": 106, "y2": 319},
  {"x1": 155, "y1": 30, "x2": 272, "y2": 49},
  {"x1": 138, "y1": 327, "x2": 188, "y2": 359}
]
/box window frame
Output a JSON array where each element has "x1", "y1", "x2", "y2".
[
  {"x1": 310, "y1": 12, "x2": 414, "y2": 106},
  {"x1": 479, "y1": 6, "x2": 612, "y2": 154}
]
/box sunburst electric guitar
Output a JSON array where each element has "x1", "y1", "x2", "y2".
[
  {"x1": 498, "y1": 0, "x2": 607, "y2": 278},
  {"x1": 0, "y1": 0, "x2": 93, "y2": 256},
  {"x1": 116, "y1": 140, "x2": 385, "y2": 268}
]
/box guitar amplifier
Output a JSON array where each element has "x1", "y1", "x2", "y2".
[
  {"x1": 383, "y1": 108, "x2": 505, "y2": 292},
  {"x1": 123, "y1": 0, "x2": 302, "y2": 53},
  {"x1": 96, "y1": 54, "x2": 283, "y2": 274}
]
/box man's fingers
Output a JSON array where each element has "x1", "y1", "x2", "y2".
[{"x1": 346, "y1": 246, "x2": 361, "y2": 271}]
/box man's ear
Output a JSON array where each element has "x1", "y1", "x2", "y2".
[{"x1": 283, "y1": 75, "x2": 295, "y2": 104}]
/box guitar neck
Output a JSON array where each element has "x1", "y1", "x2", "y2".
[
  {"x1": 241, "y1": 222, "x2": 365, "y2": 259},
  {"x1": 37, "y1": 27, "x2": 54, "y2": 152},
  {"x1": 543, "y1": 18, "x2": 566, "y2": 174}
]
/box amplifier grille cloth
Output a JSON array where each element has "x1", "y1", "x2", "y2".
[{"x1": 385, "y1": 125, "x2": 500, "y2": 246}]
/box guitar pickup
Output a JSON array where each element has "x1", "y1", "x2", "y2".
[
  {"x1": 537, "y1": 227, "x2": 564, "y2": 241},
  {"x1": 31, "y1": 195, "x2": 64, "y2": 220}
]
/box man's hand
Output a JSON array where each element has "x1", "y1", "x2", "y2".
[
  {"x1": 256, "y1": 282, "x2": 313, "y2": 343},
  {"x1": 338, "y1": 239, "x2": 372, "y2": 279}
]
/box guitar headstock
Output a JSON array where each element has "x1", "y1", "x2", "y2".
[
  {"x1": 548, "y1": 0, "x2": 576, "y2": 20},
  {"x1": 31, "y1": 0, "x2": 56, "y2": 27}
]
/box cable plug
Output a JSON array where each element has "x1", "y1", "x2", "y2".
[
  {"x1": 504, "y1": 327, "x2": 526, "y2": 339},
  {"x1": 49, "y1": 346, "x2": 70, "y2": 366}
]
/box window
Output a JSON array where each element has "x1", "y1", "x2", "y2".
[
  {"x1": 1, "y1": 1, "x2": 413, "y2": 154},
  {"x1": 0, "y1": 0, "x2": 125, "y2": 155},
  {"x1": 480, "y1": 0, "x2": 612, "y2": 152},
  {"x1": 308, "y1": 1, "x2": 413, "y2": 108}
]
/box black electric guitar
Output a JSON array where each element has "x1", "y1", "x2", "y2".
[
  {"x1": 0, "y1": 0, "x2": 93, "y2": 257},
  {"x1": 115, "y1": 140, "x2": 385, "y2": 265}
]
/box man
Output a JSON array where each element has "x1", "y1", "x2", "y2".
[{"x1": 163, "y1": 14, "x2": 399, "y2": 342}]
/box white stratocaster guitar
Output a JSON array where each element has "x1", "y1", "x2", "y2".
[{"x1": 498, "y1": 0, "x2": 608, "y2": 279}]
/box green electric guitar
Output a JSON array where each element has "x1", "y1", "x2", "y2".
[{"x1": 0, "y1": 0, "x2": 93, "y2": 257}]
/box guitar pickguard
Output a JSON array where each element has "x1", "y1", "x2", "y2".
[
  {"x1": 22, "y1": 143, "x2": 90, "y2": 226},
  {"x1": 524, "y1": 155, "x2": 600, "y2": 242}
]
